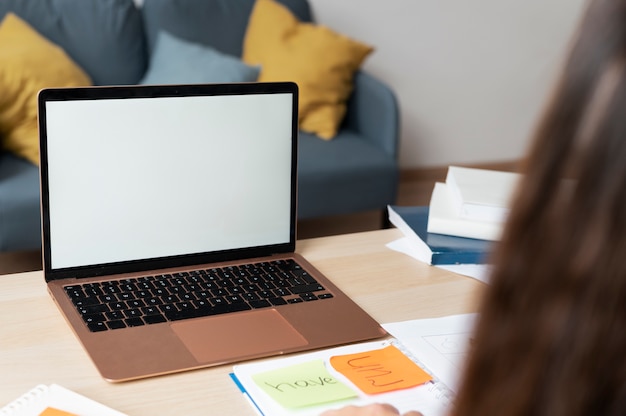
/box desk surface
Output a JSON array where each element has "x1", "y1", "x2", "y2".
[{"x1": 0, "y1": 229, "x2": 484, "y2": 415}]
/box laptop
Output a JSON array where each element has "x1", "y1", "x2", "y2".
[{"x1": 37, "y1": 82, "x2": 386, "y2": 382}]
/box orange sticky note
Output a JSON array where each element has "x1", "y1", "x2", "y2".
[
  {"x1": 330, "y1": 345, "x2": 433, "y2": 394},
  {"x1": 39, "y1": 408, "x2": 78, "y2": 416}
]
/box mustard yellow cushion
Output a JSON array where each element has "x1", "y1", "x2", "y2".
[
  {"x1": 243, "y1": 0, "x2": 372, "y2": 140},
  {"x1": 0, "y1": 13, "x2": 91, "y2": 165}
]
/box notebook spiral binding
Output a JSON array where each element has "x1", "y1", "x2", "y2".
[
  {"x1": 0, "y1": 385, "x2": 48, "y2": 415},
  {"x1": 383, "y1": 339, "x2": 455, "y2": 407}
]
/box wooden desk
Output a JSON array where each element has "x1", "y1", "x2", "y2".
[{"x1": 0, "y1": 229, "x2": 484, "y2": 415}]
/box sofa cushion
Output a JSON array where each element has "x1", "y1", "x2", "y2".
[
  {"x1": 243, "y1": 0, "x2": 372, "y2": 140},
  {"x1": 0, "y1": 153, "x2": 41, "y2": 251},
  {"x1": 297, "y1": 131, "x2": 398, "y2": 219},
  {"x1": 140, "y1": 31, "x2": 260, "y2": 85},
  {"x1": 0, "y1": 0, "x2": 146, "y2": 85},
  {"x1": 141, "y1": 0, "x2": 311, "y2": 58},
  {"x1": 0, "y1": 13, "x2": 91, "y2": 165}
]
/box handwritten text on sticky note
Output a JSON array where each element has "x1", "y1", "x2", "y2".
[
  {"x1": 252, "y1": 359, "x2": 357, "y2": 409},
  {"x1": 330, "y1": 345, "x2": 433, "y2": 394}
]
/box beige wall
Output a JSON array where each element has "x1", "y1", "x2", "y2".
[{"x1": 309, "y1": 0, "x2": 588, "y2": 168}]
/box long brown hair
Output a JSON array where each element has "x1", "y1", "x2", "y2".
[{"x1": 452, "y1": 0, "x2": 626, "y2": 414}]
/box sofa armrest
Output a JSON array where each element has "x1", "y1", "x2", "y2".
[{"x1": 343, "y1": 71, "x2": 400, "y2": 159}]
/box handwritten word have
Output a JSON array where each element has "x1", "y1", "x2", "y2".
[
  {"x1": 264, "y1": 375, "x2": 338, "y2": 393},
  {"x1": 252, "y1": 359, "x2": 357, "y2": 408}
]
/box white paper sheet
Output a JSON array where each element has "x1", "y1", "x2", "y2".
[{"x1": 383, "y1": 313, "x2": 478, "y2": 394}]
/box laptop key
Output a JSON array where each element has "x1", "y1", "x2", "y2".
[
  {"x1": 72, "y1": 297, "x2": 100, "y2": 307},
  {"x1": 78, "y1": 304, "x2": 109, "y2": 315},
  {"x1": 106, "y1": 310, "x2": 125, "y2": 320},
  {"x1": 293, "y1": 270, "x2": 318, "y2": 284},
  {"x1": 145, "y1": 297, "x2": 162, "y2": 306},
  {"x1": 84, "y1": 313, "x2": 106, "y2": 323},
  {"x1": 99, "y1": 294, "x2": 118, "y2": 303},
  {"x1": 249, "y1": 299, "x2": 271, "y2": 308},
  {"x1": 290, "y1": 284, "x2": 325, "y2": 294},
  {"x1": 211, "y1": 296, "x2": 226, "y2": 306},
  {"x1": 84, "y1": 286, "x2": 104, "y2": 297},
  {"x1": 176, "y1": 301, "x2": 194, "y2": 311},
  {"x1": 125, "y1": 317, "x2": 145, "y2": 327},
  {"x1": 159, "y1": 304, "x2": 176, "y2": 313},
  {"x1": 243, "y1": 292, "x2": 260, "y2": 302},
  {"x1": 274, "y1": 288, "x2": 290, "y2": 297},
  {"x1": 226, "y1": 294, "x2": 245, "y2": 304},
  {"x1": 269, "y1": 297, "x2": 287, "y2": 306},
  {"x1": 107, "y1": 320, "x2": 127, "y2": 330},
  {"x1": 144, "y1": 314, "x2": 167, "y2": 325},
  {"x1": 300, "y1": 293, "x2": 318, "y2": 301},
  {"x1": 119, "y1": 292, "x2": 133, "y2": 301},
  {"x1": 87, "y1": 321, "x2": 107, "y2": 332},
  {"x1": 142, "y1": 306, "x2": 160, "y2": 315},
  {"x1": 124, "y1": 309, "x2": 142, "y2": 318},
  {"x1": 128, "y1": 299, "x2": 145, "y2": 308},
  {"x1": 65, "y1": 287, "x2": 86, "y2": 299}
]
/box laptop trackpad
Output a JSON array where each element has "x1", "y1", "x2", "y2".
[{"x1": 171, "y1": 309, "x2": 309, "y2": 363}]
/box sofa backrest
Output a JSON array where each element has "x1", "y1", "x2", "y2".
[
  {"x1": 0, "y1": 0, "x2": 147, "y2": 85},
  {"x1": 141, "y1": 0, "x2": 312, "y2": 58}
]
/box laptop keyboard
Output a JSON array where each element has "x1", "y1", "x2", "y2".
[{"x1": 64, "y1": 259, "x2": 333, "y2": 332}]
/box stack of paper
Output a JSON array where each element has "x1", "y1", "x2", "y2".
[
  {"x1": 387, "y1": 205, "x2": 492, "y2": 266},
  {"x1": 385, "y1": 166, "x2": 519, "y2": 281},
  {"x1": 427, "y1": 166, "x2": 521, "y2": 241}
]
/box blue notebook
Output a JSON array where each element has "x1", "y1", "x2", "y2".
[{"x1": 388, "y1": 205, "x2": 492, "y2": 265}]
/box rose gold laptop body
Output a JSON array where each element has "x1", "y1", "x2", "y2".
[{"x1": 38, "y1": 83, "x2": 386, "y2": 382}]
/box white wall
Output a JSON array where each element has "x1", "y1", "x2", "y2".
[{"x1": 309, "y1": 0, "x2": 588, "y2": 169}]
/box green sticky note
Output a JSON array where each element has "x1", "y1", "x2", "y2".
[{"x1": 252, "y1": 359, "x2": 357, "y2": 409}]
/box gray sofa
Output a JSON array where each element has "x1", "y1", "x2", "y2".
[{"x1": 0, "y1": 0, "x2": 399, "y2": 252}]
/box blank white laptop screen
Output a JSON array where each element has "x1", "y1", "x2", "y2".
[{"x1": 44, "y1": 93, "x2": 294, "y2": 270}]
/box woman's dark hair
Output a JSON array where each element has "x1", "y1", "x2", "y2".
[{"x1": 452, "y1": 0, "x2": 626, "y2": 414}]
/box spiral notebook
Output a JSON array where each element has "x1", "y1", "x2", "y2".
[
  {"x1": 0, "y1": 384, "x2": 126, "y2": 416},
  {"x1": 230, "y1": 339, "x2": 454, "y2": 416}
]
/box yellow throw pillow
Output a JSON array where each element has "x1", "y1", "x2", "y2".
[
  {"x1": 243, "y1": 0, "x2": 372, "y2": 140},
  {"x1": 0, "y1": 13, "x2": 91, "y2": 165}
]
